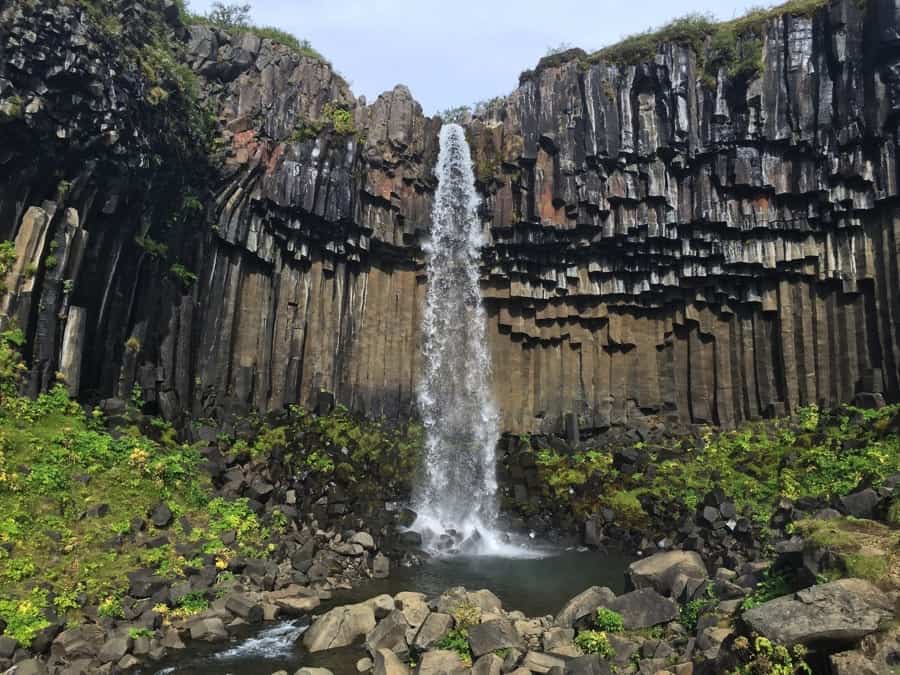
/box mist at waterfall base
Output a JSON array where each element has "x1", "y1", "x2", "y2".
[{"x1": 409, "y1": 123, "x2": 533, "y2": 557}]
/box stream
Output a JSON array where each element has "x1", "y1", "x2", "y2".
[{"x1": 146, "y1": 547, "x2": 633, "y2": 674}]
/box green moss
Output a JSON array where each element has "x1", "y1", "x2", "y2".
[{"x1": 169, "y1": 262, "x2": 197, "y2": 289}]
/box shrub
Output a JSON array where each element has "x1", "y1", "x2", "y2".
[
  {"x1": 0, "y1": 589, "x2": 50, "y2": 646},
  {"x1": 574, "y1": 630, "x2": 615, "y2": 658},
  {"x1": 98, "y1": 595, "x2": 124, "y2": 618},
  {"x1": 594, "y1": 607, "x2": 624, "y2": 633},
  {"x1": 434, "y1": 628, "x2": 473, "y2": 665},
  {"x1": 169, "y1": 262, "x2": 198, "y2": 289},
  {"x1": 732, "y1": 635, "x2": 811, "y2": 675}
]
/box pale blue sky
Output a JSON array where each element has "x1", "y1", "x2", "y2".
[{"x1": 188, "y1": 0, "x2": 755, "y2": 114}]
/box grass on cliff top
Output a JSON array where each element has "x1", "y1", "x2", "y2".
[
  {"x1": 526, "y1": 403, "x2": 900, "y2": 531},
  {"x1": 522, "y1": 0, "x2": 832, "y2": 85},
  {"x1": 792, "y1": 517, "x2": 900, "y2": 589}
]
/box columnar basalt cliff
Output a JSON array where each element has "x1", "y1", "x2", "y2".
[{"x1": 1, "y1": 0, "x2": 899, "y2": 434}]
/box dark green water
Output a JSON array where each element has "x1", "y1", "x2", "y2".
[{"x1": 147, "y1": 548, "x2": 632, "y2": 675}]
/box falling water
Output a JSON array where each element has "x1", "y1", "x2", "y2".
[{"x1": 411, "y1": 124, "x2": 530, "y2": 557}]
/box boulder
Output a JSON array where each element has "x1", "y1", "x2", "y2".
[
  {"x1": 742, "y1": 578, "x2": 895, "y2": 646},
  {"x1": 303, "y1": 603, "x2": 377, "y2": 652},
  {"x1": 366, "y1": 610, "x2": 410, "y2": 653},
  {"x1": 150, "y1": 502, "x2": 173, "y2": 528},
  {"x1": 350, "y1": 532, "x2": 376, "y2": 550},
  {"x1": 276, "y1": 595, "x2": 321, "y2": 616},
  {"x1": 627, "y1": 551, "x2": 707, "y2": 597},
  {"x1": 435, "y1": 587, "x2": 502, "y2": 615},
  {"x1": 373, "y1": 553, "x2": 390, "y2": 579},
  {"x1": 468, "y1": 619, "x2": 526, "y2": 658},
  {"x1": 521, "y1": 650, "x2": 566, "y2": 673},
  {"x1": 413, "y1": 611, "x2": 453, "y2": 649},
  {"x1": 563, "y1": 654, "x2": 614, "y2": 674},
  {"x1": 838, "y1": 489, "x2": 879, "y2": 519},
  {"x1": 189, "y1": 617, "x2": 229, "y2": 642},
  {"x1": 554, "y1": 586, "x2": 616, "y2": 627},
  {"x1": 225, "y1": 594, "x2": 263, "y2": 623},
  {"x1": 415, "y1": 649, "x2": 467, "y2": 675},
  {"x1": 606, "y1": 588, "x2": 678, "y2": 629},
  {"x1": 97, "y1": 635, "x2": 132, "y2": 663},
  {"x1": 374, "y1": 647, "x2": 410, "y2": 675},
  {"x1": 294, "y1": 669, "x2": 334, "y2": 675},
  {"x1": 829, "y1": 650, "x2": 883, "y2": 675},
  {"x1": 0, "y1": 636, "x2": 17, "y2": 659},
  {"x1": 472, "y1": 653, "x2": 504, "y2": 675},
  {"x1": 5, "y1": 660, "x2": 48, "y2": 675}
]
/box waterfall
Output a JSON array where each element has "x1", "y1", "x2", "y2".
[{"x1": 411, "y1": 123, "x2": 529, "y2": 557}]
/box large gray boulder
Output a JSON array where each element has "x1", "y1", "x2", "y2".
[
  {"x1": 472, "y1": 653, "x2": 504, "y2": 675},
  {"x1": 742, "y1": 578, "x2": 895, "y2": 646},
  {"x1": 606, "y1": 588, "x2": 678, "y2": 629},
  {"x1": 627, "y1": 551, "x2": 708, "y2": 598},
  {"x1": 467, "y1": 619, "x2": 526, "y2": 658},
  {"x1": 415, "y1": 649, "x2": 468, "y2": 674},
  {"x1": 413, "y1": 612, "x2": 453, "y2": 650},
  {"x1": 554, "y1": 586, "x2": 616, "y2": 627},
  {"x1": 366, "y1": 610, "x2": 410, "y2": 654},
  {"x1": 303, "y1": 602, "x2": 377, "y2": 652},
  {"x1": 189, "y1": 617, "x2": 229, "y2": 642}
]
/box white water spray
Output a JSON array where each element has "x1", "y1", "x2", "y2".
[{"x1": 411, "y1": 124, "x2": 533, "y2": 557}]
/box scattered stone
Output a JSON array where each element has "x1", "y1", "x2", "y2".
[
  {"x1": 366, "y1": 610, "x2": 409, "y2": 653},
  {"x1": 472, "y1": 653, "x2": 504, "y2": 675},
  {"x1": 97, "y1": 636, "x2": 131, "y2": 663},
  {"x1": 350, "y1": 532, "x2": 376, "y2": 550},
  {"x1": 521, "y1": 650, "x2": 566, "y2": 673},
  {"x1": 225, "y1": 594, "x2": 264, "y2": 623},
  {"x1": 150, "y1": 502, "x2": 173, "y2": 528}
]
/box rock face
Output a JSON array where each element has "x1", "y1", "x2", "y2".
[
  {"x1": 302, "y1": 602, "x2": 377, "y2": 652},
  {"x1": 2, "y1": 0, "x2": 900, "y2": 433},
  {"x1": 742, "y1": 578, "x2": 896, "y2": 646}
]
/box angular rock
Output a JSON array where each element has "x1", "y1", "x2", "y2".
[
  {"x1": 415, "y1": 649, "x2": 467, "y2": 675},
  {"x1": 627, "y1": 551, "x2": 707, "y2": 597},
  {"x1": 554, "y1": 586, "x2": 616, "y2": 627},
  {"x1": 374, "y1": 647, "x2": 410, "y2": 675},
  {"x1": 468, "y1": 618, "x2": 526, "y2": 658},
  {"x1": 303, "y1": 603, "x2": 377, "y2": 652},
  {"x1": 742, "y1": 578, "x2": 895, "y2": 645},
  {"x1": 606, "y1": 588, "x2": 678, "y2": 629},
  {"x1": 189, "y1": 617, "x2": 229, "y2": 642}
]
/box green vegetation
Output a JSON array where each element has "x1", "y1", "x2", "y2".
[
  {"x1": 741, "y1": 571, "x2": 797, "y2": 610},
  {"x1": 434, "y1": 628, "x2": 473, "y2": 665},
  {"x1": 135, "y1": 235, "x2": 169, "y2": 259},
  {"x1": 189, "y1": 1, "x2": 326, "y2": 62},
  {"x1": 528, "y1": 404, "x2": 900, "y2": 537},
  {"x1": 290, "y1": 103, "x2": 358, "y2": 142},
  {"x1": 732, "y1": 635, "x2": 811, "y2": 675},
  {"x1": 594, "y1": 607, "x2": 625, "y2": 633},
  {"x1": 169, "y1": 262, "x2": 198, "y2": 289},
  {"x1": 0, "y1": 335, "x2": 286, "y2": 644},
  {"x1": 0, "y1": 94, "x2": 24, "y2": 122},
  {"x1": 522, "y1": 0, "x2": 833, "y2": 86},
  {"x1": 574, "y1": 630, "x2": 615, "y2": 658},
  {"x1": 792, "y1": 517, "x2": 899, "y2": 589}
]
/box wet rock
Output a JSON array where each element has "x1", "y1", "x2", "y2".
[{"x1": 742, "y1": 578, "x2": 895, "y2": 645}]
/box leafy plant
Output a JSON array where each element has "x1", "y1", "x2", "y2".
[
  {"x1": 169, "y1": 262, "x2": 198, "y2": 289},
  {"x1": 594, "y1": 607, "x2": 624, "y2": 633},
  {"x1": 434, "y1": 628, "x2": 473, "y2": 665},
  {"x1": 741, "y1": 571, "x2": 796, "y2": 611},
  {"x1": 98, "y1": 595, "x2": 124, "y2": 618},
  {"x1": 574, "y1": 630, "x2": 615, "y2": 658},
  {"x1": 0, "y1": 589, "x2": 50, "y2": 646},
  {"x1": 732, "y1": 635, "x2": 811, "y2": 675}
]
